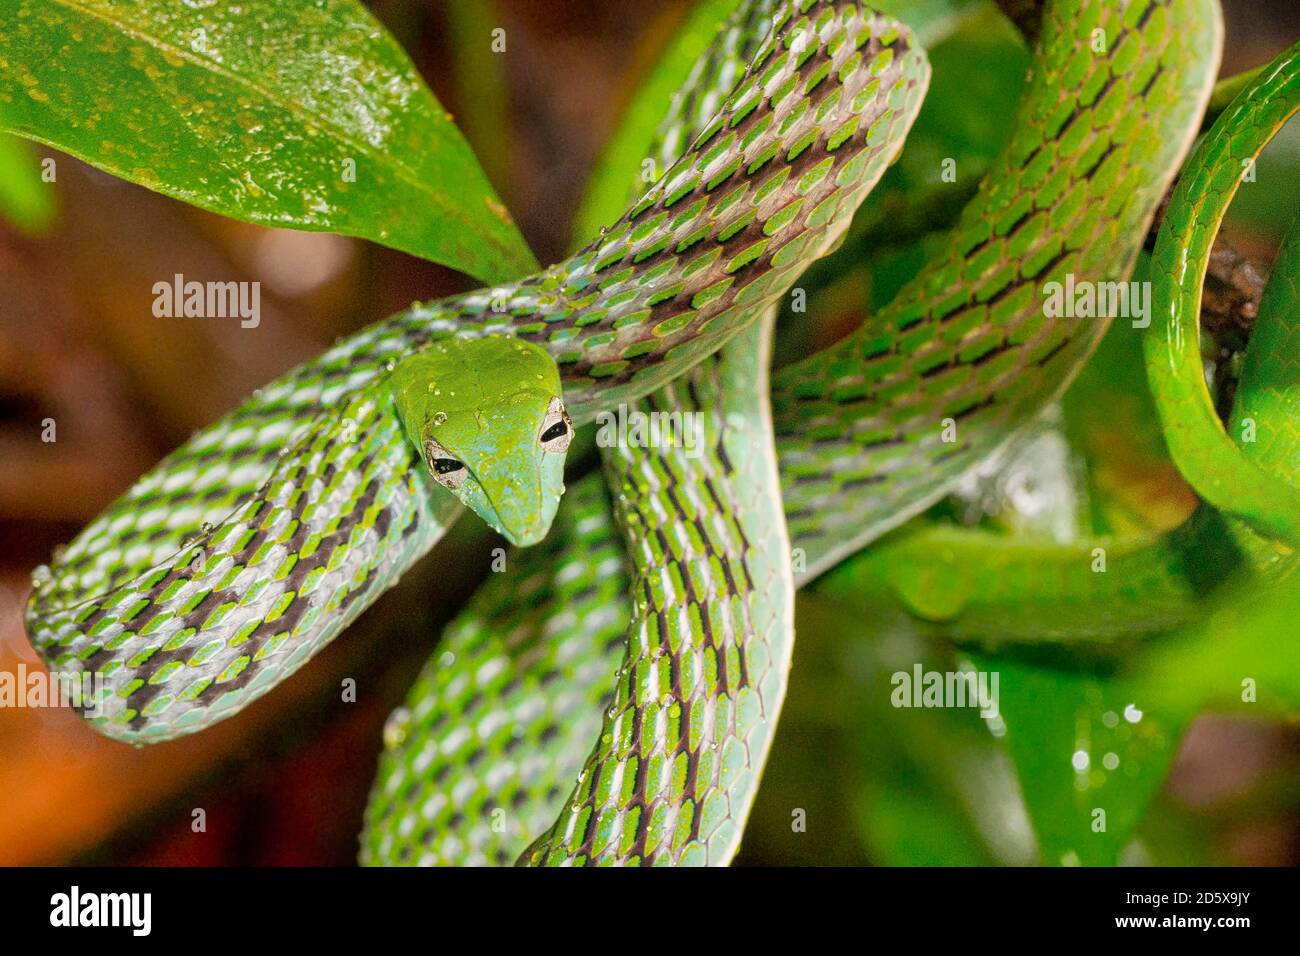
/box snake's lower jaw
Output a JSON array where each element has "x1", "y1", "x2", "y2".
[
  {"x1": 494, "y1": 492, "x2": 565, "y2": 547},
  {"x1": 499, "y1": 524, "x2": 548, "y2": 548},
  {"x1": 472, "y1": 487, "x2": 564, "y2": 548}
]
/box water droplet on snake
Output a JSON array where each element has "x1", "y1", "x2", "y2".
[
  {"x1": 383, "y1": 707, "x2": 412, "y2": 749},
  {"x1": 30, "y1": 564, "x2": 52, "y2": 590}
]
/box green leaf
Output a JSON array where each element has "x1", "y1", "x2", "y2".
[
  {"x1": 975, "y1": 570, "x2": 1300, "y2": 866},
  {"x1": 0, "y1": 130, "x2": 56, "y2": 235},
  {"x1": 967, "y1": 648, "x2": 1194, "y2": 866},
  {"x1": 871, "y1": 0, "x2": 992, "y2": 47},
  {"x1": 444, "y1": 0, "x2": 512, "y2": 196},
  {"x1": 796, "y1": 595, "x2": 1037, "y2": 866},
  {"x1": 0, "y1": 0, "x2": 536, "y2": 284},
  {"x1": 1135, "y1": 573, "x2": 1300, "y2": 719}
]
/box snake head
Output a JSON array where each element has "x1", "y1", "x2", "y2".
[{"x1": 388, "y1": 337, "x2": 572, "y2": 547}]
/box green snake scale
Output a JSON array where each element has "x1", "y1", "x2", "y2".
[
  {"x1": 25, "y1": 0, "x2": 1261, "y2": 865},
  {"x1": 525, "y1": 314, "x2": 794, "y2": 865},
  {"x1": 27, "y1": 0, "x2": 926, "y2": 743},
  {"x1": 771, "y1": 0, "x2": 1221, "y2": 575},
  {"x1": 820, "y1": 35, "x2": 1300, "y2": 645},
  {"x1": 1146, "y1": 40, "x2": 1300, "y2": 544},
  {"x1": 363, "y1": 0, "x2": 1227, "y2": 865}
]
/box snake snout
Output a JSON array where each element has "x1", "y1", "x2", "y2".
[
  {"x1": 504, "y1": 523, "x2": 546, "y2": 548},
  {"x1": 485, "y1": 484, "x2": 552, "y2": 548}
]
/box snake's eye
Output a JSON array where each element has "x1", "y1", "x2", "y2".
[
  {"x1": 540, "y1": 397, "x2": 572, "y2": 453},
  {"x1": 423, "y1": 437, "x2": 468, "y2": 490}
]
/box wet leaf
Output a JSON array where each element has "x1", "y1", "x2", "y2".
[
  {"x1": 0, "y1": 0, "x2": 536, "y2": 284},
  {"x1": 968, "y1": 648, "x2": 1194, "y2": 866},
  {"x1": 788, "y1": 595, "x2": 1036, "y2": 866}
]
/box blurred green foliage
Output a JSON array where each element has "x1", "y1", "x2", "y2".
[{"x1": 0, "y1": 131, "x2": 56, "y2": 236}]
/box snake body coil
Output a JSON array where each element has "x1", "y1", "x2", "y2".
[
  {"x1": 363, "y1": 0, "x2": 1226, "y2": 865},
  {"x1": 27, "y1": 0, "x2": 926, "y2": 742},
  {"x1": 25, "y1": 0, "x2": 1260, "y2": 869}
]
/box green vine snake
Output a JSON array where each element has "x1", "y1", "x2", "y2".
[{"x1": 25, "y1": 0, "x2": 1297, "y2": 865}]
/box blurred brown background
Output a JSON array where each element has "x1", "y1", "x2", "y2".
[{"x1": 0, "y1": 0, "x2": 1297, "y2": 866}]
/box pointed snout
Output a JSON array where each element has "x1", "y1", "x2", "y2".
[
  {"x1": 498, "y1": 521, "x2": 548, "y2": 548},
  {"x1": 484, "y1": 482, "x2": 559, "y2": 548},
  {"x1": 474, "y1": 437, "x2": 568, "y2": 549}
]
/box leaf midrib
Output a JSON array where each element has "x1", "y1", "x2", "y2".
[{"x1": 43, "y1": 0, "x2": 521, "y2": 262}]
